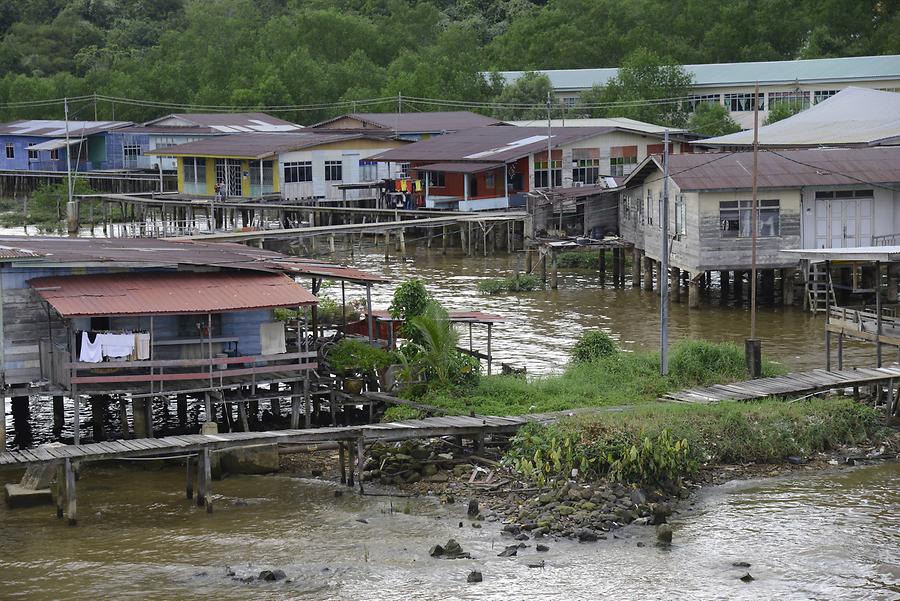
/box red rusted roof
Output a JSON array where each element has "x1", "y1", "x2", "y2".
[
  {"x1": 275, "y1": 258, "x2": 388, "y2": 284},
  {"x1": 29, "y1": 271, "x2": 316, "y2": 317}
]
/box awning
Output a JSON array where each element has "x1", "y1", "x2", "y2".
[
  {"x1": 782, "y1": 246, "x2": 900, "y2": 262},
  {"x1": 29, "y1": 271, "x2": 317, "y2": 318},
  {"x1": 416, "y1": 162, "x2": 504, "y2": 174},
  {"x1": 28, "y1": 138, "x2": 84, "y2": 151}
]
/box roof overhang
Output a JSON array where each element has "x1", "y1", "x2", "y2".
[
  {"x1": 29, "y1": 271, "x2": 317, "y2": 318},
  {"x1": 415, "y1": 162, "x2": 504, "y2": 174},
  {"x1": 782, "y1": 246, "x2": 900, "y2": 262},
  {"x1": 29, "y1": 138, "x2": 84, "y2": 151}
]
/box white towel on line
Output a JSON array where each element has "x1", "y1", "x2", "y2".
[
  {"x1": 135, "y1": 332, "x2": 151, "y2": 360},
  {"x1": 260, "y1": 322, "x2": 286, "y2": 355},
  {"x1": 79, "y1": 331, "x2": 103, "y2": 363},
  {"x1": 98, "y1": 333, "x2": 135, "y2": 359}
]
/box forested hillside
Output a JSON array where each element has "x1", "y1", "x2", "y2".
[{"x1": 0, "y1": 0, "x2": 896, "y2": 124}]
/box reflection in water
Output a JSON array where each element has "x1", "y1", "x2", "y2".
[{"x1": 0, "y1": 463, "x2": 896, "y2": 600}]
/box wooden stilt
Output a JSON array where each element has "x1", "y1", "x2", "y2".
[
  {"x1": 202, "y1": 447, "x2": 213, "y2": 513},
  {"x1": 356, "y1": 436, "x2": 365, "y2": 493},
  {"x1": 65, "y1": 458, "x2": 76, "y2": 526},
  {"x1": 347, "y1": 442, "x2": 356, "y2": 488},
  {"x1": 185, "y1": 456, "x2": 194, "y2": 500},
  {"x1": 303, "y1": 377, "x2": 311, "y2": 429},
  {"x1": 338, "y1": 442, "x2": 347, "y2": 484},
  {"x1": 196, "y1": 451, "x2": 207, "y2": 508},
  {"x1": 237, "y1": 401, "x2": 249, "y2": 432},
  {"x1": 55, "y1": 462, "x2": 65, "y2": 519}
]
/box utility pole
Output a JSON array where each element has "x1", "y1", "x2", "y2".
[
  {"x1": 746, "y1": 81, "x2": 762, "y2": 378},
  {"x1": 395, "y1": 92, "x2": 401, "y2": 138},
  {"x1": 93, "y1": 92, "x2": 98, "y2": 121},
  {"x1": 660, "y1": 129, "x2": 670, "y2": 375},
  {"x1": 546, "y1": 91, "x2": 554, "y2": 189},
  {"x1": 64, "y1": 97, "x2": 78, "y2": 236}
]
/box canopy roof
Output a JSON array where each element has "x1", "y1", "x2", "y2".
[
  {"x1": 416, "y1": 162, "x2": 504, "y2": 173},
  {"x1": 29, "y1": 271, "x2": 317, "y2": 318},
  {"x1": 28, "y1": 138, "x2": 84, "y2": 151},
  {"x1": 782, "y1": 246, "x2": 900, "y2": 262},
  {"x1": 701, "y1": 88, "x2": 900, "y2": 148}
]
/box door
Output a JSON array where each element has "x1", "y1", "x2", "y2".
[
  {"x1": 215, "y1": 159, "x2": 243, "y2": 197},
  {"x1": 813, "y1": 194, "x2": 874, "y2": 248}
]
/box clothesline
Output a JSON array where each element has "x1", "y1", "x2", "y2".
[{"x1": 78, "y1": 330, "x2": 151, "y2": 364}]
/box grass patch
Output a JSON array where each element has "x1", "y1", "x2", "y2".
[
  {"x1": 411, "y1": 338, "x2": 784, "y2": 416},
  {"x1": 381, "y1": 405, "x2": 423, "y2": 422},
  {"x1": 477, "y1": 274, "x2": 541, "y2": 294},
  {"x1": 507, "y1": 398, "x2": 882, "y2": 486},
  {"x1": 557, "y1": 251, "x2": 598, "y2": 269}
]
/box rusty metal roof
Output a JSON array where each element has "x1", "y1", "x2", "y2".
[
  {"x1": 30, "y1": 271, "x2": 316, "y2": 317},
  {"x1": 414, "y1": 162, "x2": 504, "y2": 174},
  {"x1": 628, "y1": 147, "x2": 900, "y2": 191},
  {"x1": 370, "y1": 126, "x2": 615, "y2": 164},
  {"x1": 147, "y1": 131, "x2": 382, "y2": 159},
  {"x1": 311, "y1": 111, "x2": 504, "y2": 133},
  {"x1": 0, "y1": 236, "x2": 385, "y2": 283}
]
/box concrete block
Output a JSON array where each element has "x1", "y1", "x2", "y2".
[{"x1": 5, "y1": 483, "x2": 53, "y2": 508}]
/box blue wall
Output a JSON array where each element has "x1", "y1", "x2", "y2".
[{"x1": 0, "y1": 132, "x2": 128, "y2": 172}]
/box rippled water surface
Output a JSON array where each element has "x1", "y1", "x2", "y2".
[{"x1": 0, "y1": 463, "x2": 896, "y2": 600}]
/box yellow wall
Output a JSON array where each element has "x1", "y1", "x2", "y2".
[
  {"x1": 205, "y1": 158, "x2": 216, "y2": 194},
  {"x1": 176, "y1": 157, "x2": 185, "y2": 192}
]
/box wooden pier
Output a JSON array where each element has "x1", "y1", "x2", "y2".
[
  {"x1": 0, "y1": 408, "x2": 589, "y2": 523},
  {"x1": 665, "y1": 365, "x2": 900, "y2": 408}
]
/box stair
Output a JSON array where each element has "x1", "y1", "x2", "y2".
[{"x1": 805, "y1": 262, "x2": 835, "y2": 314}]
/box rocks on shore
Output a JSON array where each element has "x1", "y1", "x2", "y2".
[
  {"x1": 362, "y1": 441, "x2": 489, "y2": 486},
  {"x1": 467, "y1": 570, "x2": 483, "y2": 583},
  {"x1": 429, "y1": 539, "x2": 471, "y2": 559}
]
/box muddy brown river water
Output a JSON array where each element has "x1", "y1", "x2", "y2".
[{"x1": 0, "y1": 463, "x2": 896, "y2": 600}]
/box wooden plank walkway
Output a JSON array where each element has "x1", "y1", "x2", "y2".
[
  {"x1": 0, "y1": 408, "x2": 591, "y2": 468},
  {"x1": 664, "y1": 366, "x2": 900, "y2": 404}
]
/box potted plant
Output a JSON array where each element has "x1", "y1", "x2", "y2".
[{"x1": 327, "y1": 339, "x2": 395, "y2": 395}]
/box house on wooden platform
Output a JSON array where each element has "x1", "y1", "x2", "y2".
[
  {"x1": 114, "y1": 112, "x2": 303, "y2": 172},
  {"x1": 152, "y1": 131, "x2": 409, "y2": 200},
  {"x1": 369, "y1": 125, "x2": 694, "y2": 212},
  {"x1": 0, "y1": 120, "x2": 133, "y2": 172},
  {"x1": 619, "y1": 146, "x2": 900, "y2": 309},
  {"x1": 309, "y1": 111, "x2": 505, "y2": 141},
  {"x1": 0, "y1": 236, "x2": 385, "y2": 449}
]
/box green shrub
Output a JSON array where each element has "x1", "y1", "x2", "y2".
[
  {"x1": 382, "y1": 405, "x2": 422, "y2": 422},
  {"x1": 389, "y1": 279, "x2": 431, "y2": 344},
  {"x1": 667, "y1": 339, "x2": 783, "y2": 387},
  {"x1": 275, "y1": 296, "x2": 363, "y2": 325},
  {"x1": 327, "y1": 339, "x2": 396, "y2": 375},
  {"x1": 557, "y1": 251, "x2": 597, "y2": 269},
  {"x1": 570, "y1": 331, "x2": 618, "y2": 363},
  {"x1": 477, "y1": 274, "x2": 541, "y2": 294}
]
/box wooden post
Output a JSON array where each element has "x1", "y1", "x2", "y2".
[
  {"x1": 347, "y1": 441, "x2": 355, "y2": 487},
  {"x1": 825, "y1": 262, "x2": 832, "y2": 371},
  {"x1": 611, "y1": 248, "x2": 620, "y2": 288},
  {"x1": 383, "y1": 231, "x2": 390, "y2": 261},
  {"x1": 619, "y1": 250, "x2": 626, "y2": 288},
  {"x1": 540, "y1": 250, "x2": 547, "y2": 284},
  {"x1": 487, "y1": 323, "x2": 493, "y2": 376},
  {"x1": 185, "y1": 456, "x2": 194, "y2": 500},
  {"x1": 398, "y1": 230, "x2": 406, "y2": 257},
  {"x1": 338, "y1": 442, "x2": 347, "y2": 484},
  {"x1": 442, "y1": 225, "x2": 448, "y2": 255},
  {"x1": 837, "y1": 333, "x2": 844, "y2": 370},
  {"x1": 875, "y1": 260, "x2": 883, "y2": 368},
  {"x1": 689, "y1": 273, "x2": 701, "y2": 309},
  {"x1": 65, "y1": 458, "x2": 76, "y2": 526},
  {"x1": 237, "y1": 401, "x2": 249, "y2": 432},
  {"x1": 632, "y1": 248, "x2": 641, "y2": 287},
  {"x1": 201, "y1": 446, "x2": 212, "y2": 513},
  {"x1": 290, "y1": 381, "x2": 301, "y2": 429},
  {"x1": 670, "y1": 268, "x2": 681, "y2": 303},
  {"x1": 643, "y1": 257, "x2": 654, "y2": 291},
  {"x1": 598, "y1": 250, "x2": 606, "y2": 286},
  {"x1": 356, "y1": 436, "x2": 365, "y2": 493},
  {"x1": 55, "y1": 462, "x2": 65, "y2": 518},
  {"x1": 525, "y1": 248, "x2": 533, "y2": 274},
  {"x1": 550, "y1": 250, "x2": 558, "y2": 290},
  {"x1": 303, "y1": 376, "x2": 311, "y2": 429},
  {"x1": 176, "y1": 394, "x2": 188, "y2": 427}
]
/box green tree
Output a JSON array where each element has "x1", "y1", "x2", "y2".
[
  {"x1": 764, "y1": 101, "x2": 807, "y2": 125},
  {"x1": 491, "y1": 71, "x2": 552, "y2": 120},
  {"x1": 577, "y1": 48, "x2": 694, "y2": 127},
  {"x1": 688, "y1": 102, "x2": 742, "y2": 137}
]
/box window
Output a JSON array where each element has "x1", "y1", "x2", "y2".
[
  {"x1": 674, "y1": 194, "x2": 686, "y2": 239},
  {"x1": 123, "y1": 144, "x2": 142, "y2": 159},
  {"x1": 814, "y1": 90, "x2": 838, "y2": 104},
  {"x1": 485, "y1": 172, "x2": 495, "y2": 188},
  {"x1": 724, "y1": 93, "x2": 764, "y2": 112},
  {"x1": 359, "y1": 159, "x2": 378, "y2": 181},
  {"x1": 610, "y1": 145, "x2": 638, "y2": 177},
  {"x1": 426, "y1": 171, "x2": 445, "y2": 187},
  {"x1": 768, "y1": 91, "x2": 810, "y2": 110},
  {"x1": 646, "y1": 189, "x2": 653, "y2": 226},
  {"x1": 572, "y1": 148, "x2": 600, "y2": 184},
  {"x1": 183, "y1": 157, "x2": 206, "y2": 193},
  {"x1": 50, "y1": 148, "x2": 59, "y2": 160},
  {"x1": 686, "y1": 94, "x2": 721, "y2": 110},
  {"x1": 397, "y1": 162, "x2": 410, "y2": 178},
  {"x1": 815, "y1": 189, "x2": 873, "y2": 200},
  {"x1": 325, "y1": 160, "x2": 342, "y2": 181},
  {"x1": 27, "y1": 144, "x2": 38, "y2": 160},
  {"x1": 534, "y1": 159, "x2": 562, "y2": 187},
  {"x1": 720, "y1": 199, "x2": 780, "y2": 238},
  {"x1": 562, "y1": 96, "x2": 577, "y2": 107},
  {"x1": 5, "y1": 144, "x2": 13, "y2": 159},
  {"x1": 249, "y1": 160, "x2": 274, "y2": 188},
  {"x1": 623, "y1": 194, "x2": 632, "y2": 220},
  {"x1": 283, "y1": 161, "x2": 312, "y2": 183}
]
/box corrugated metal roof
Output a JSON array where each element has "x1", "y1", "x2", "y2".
[
  {"x1": 147, "y1": 131, "x2": 385, "y2": 159},
  {"x1": 143, "y1": 112, "x2": 302, "y2": 132},
  {"x1": 496, "y1": 55, "x2": 900, "y2": 91},
  {"x1": 0, "y1": 120, "x2": 133, "y2": 137},
  {"x1": 507, "y1": 117, "x2": 686, "y2": 135},
  {"x1": 701, "y1": 88, "x2": 900, "y2": 147},
  {"x1": 414, "y1": 162, "x2": 504, "y2": 173},
  {"x1": 29, "y1": 271, "x2": 316, "y2": 317},
  {"x1": 0, "y1": 236, "x2": 387, "y2": 283},
  {"x1": 626, "y1": 147, "x2": 900, "y2": 191},
  {"x1": 371, "y1": 126, "x2": 614, "y2": 163},
  {"x1": 311, "y1": 111, "x2": 503, "y2": 133}
]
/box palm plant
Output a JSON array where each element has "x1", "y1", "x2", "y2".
[{"x1": 408, "y1": 300, "x2": 459, "y2": 386}]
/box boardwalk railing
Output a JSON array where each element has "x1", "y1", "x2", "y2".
[{"x1": 828, "y1": 305, "x2": 900, "y2": 344}]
